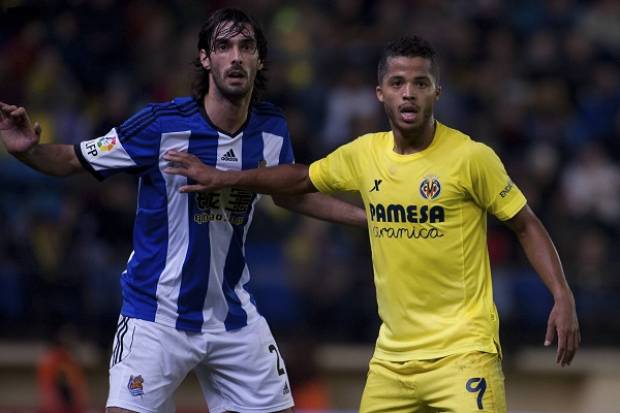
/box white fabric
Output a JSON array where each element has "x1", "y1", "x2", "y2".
[{"x1": 107, "y1": 316, "x2": 294, "y2": 413}]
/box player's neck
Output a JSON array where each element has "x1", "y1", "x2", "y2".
[
  {"x1": 392, "y1": 118, "x2": 436, "y2": 155},
  {"x1": 203, "y1": 90, "x2": 252, "y2": 135}
]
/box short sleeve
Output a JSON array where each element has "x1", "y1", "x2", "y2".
[
  {"x1": 464, "y1": 142, "x2": 527, "y2": 221},
  {"x1": 309, "y1": 140, "x2": 359, "y2": 193},
  {"x1": 75, "y1": 105, "x2": 161, "y2": 180}
]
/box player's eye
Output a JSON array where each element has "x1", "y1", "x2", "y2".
[
  {"x1": 214, "y1": 41, "x2": 229, "y2": 52},
  {"x1": 240, "y1": 41, "x2": 257, "y2": 53},
  {"x1": 390, "y1": 79, "x2": 403, "y2": 87},
  {"x1": 415, "y1": 78, "x2": 432, "y2": 89}
]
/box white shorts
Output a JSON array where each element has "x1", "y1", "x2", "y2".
[{"x1": 106, "y1": 315, "x2": 294, "y2": 413}]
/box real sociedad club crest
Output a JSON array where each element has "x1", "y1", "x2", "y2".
[
  {"x1": 96, "y1": 135, "x2": 117, "y2": 152},
  {"x1": 127, "y1": 375, "x2": 144, "y2": 396},
  {"x1": 419, "y1": 176, "x2": 441, "y2": 200}
]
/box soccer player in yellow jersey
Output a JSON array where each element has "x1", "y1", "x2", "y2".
[{"x1": 163, "y1": 35, "x2": 580, "y2": 413}]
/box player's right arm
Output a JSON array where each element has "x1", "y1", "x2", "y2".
[
  {"x1": 0, "y1": 102, "x2": 83, "y2": 176},
  {"x1": 164, "y1": 150, "x2": 316, "y2": 194}
]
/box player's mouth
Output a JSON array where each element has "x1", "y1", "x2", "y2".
[
  {"x1": 226, "y1": 68, "x2": 247, "y2": 82},
  {"x1": 399, "y1": 104, "x2": 419, "y2": 123}
]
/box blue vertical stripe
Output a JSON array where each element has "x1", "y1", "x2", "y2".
[
  {"x1": 279, "y1": 131, "x2": 295, "y2": 164},
  {"x1": 175, "y1": 131, "x2": 219, "y2": 331},
  {"x1": 222, "y1": 223, "x2": 250, "y2": 330},
  {"x1": 241, "y1": 195, "x2": 259, "y2": 309},
  {"x1": 121, "y1": 173, "x2": 169, "y2": 321},
  {"x1": 223, "y1": 129, "x2": 263, "y2": 330}
]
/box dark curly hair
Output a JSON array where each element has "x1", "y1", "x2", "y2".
[
  {"x1": 377, "y1": 35, "x2": 440, "y2": 85},
  {"x1": 192, "y1": 8, "x2": 268, "y2": 105}
]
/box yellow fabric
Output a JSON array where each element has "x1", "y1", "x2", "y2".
[
  {"x1": 309, "y1": 122, "x2": 527, "y2": 361},
  {"x1": 359, "y1": 352, "x2": 507, "y2": 413}
]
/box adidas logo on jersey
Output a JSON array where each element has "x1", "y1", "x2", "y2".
[
  {"x1": 221, "y1": 149, "x2": 238, "y2": 162},
  {"x1": 283, "y1": 382, "x2": 290, "y2": 395}
]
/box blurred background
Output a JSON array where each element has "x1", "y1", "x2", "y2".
[{"x1": 0, "y1": 0, "x2": 619, "y2": 412}]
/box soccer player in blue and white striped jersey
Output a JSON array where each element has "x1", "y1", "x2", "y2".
[{"x1": 0, "y1": 8, "x2": 366, "y2": 413}]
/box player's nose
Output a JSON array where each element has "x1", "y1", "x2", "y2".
[
  {"x1": 230, "y1": 45, "x2": 243, "y2": 62},
  {"x1": 403, "y1": 84, "x2": 415, "y2": 100}
]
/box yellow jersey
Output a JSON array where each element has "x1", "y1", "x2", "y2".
[{"x1": 309, "y1": 122, "x2": 527, "y2": 361}]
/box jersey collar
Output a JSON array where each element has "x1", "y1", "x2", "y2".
[{"x1": 196, "y1": 98, "x2": 252, "y2": 137}]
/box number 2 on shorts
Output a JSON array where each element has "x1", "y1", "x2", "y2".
[
  {"x1": 466, "y1": 377, "x2": 487, "y2": 410},
  {"x1": 268, "y1": 344, "x2": 286, "y2": 376}
]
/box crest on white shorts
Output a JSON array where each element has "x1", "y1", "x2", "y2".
[{"x1": 127, "y1": 375, "x2": 144, "y2": 396}]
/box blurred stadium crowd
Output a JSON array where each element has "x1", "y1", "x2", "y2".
[{"x1": 0, "y1": 0, "x2": 619, "y2": 352}]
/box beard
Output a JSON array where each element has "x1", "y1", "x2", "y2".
[{"x1": 210, "y1": 67, "x2": 253, "y2": 100}]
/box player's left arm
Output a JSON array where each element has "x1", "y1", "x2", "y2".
[
  {"x1": 272, "y1": 193, "x2": 367, "y2": 228},
  {"x1": 504, "y1": 205, "x2": 580, "y2": 367},
  {"x1": 270, "y1": 137, "x2": 366, "y2": 228}
]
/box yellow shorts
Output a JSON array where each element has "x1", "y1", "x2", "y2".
[{"x1": 359, "y1": 351, "x2": 506, "y2": 413}]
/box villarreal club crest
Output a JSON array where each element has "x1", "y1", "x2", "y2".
[{"x1": 419, "y1": 176, "x2": 441, "y2": 200}]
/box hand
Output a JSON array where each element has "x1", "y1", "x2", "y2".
[
  {"x1": 0, "y1": 102, "x2": 40, "y2": 155},
  {"x1": 163, "y1": 150, "x2": 227, "y2": 192},
  {"x1": 545, "y1": 295, "x2": 580, "y2": 367}
]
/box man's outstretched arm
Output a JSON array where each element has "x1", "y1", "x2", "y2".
[
  {"x1": 0, "y1": 102, "x2": 83, "y2": 176},
  {"x1": 163, "y1": 150, "x2": 368, "y2": 228},
  {"x1": 272, "y1": 193, "x2": 367, "y2": 228},
  {"x1": 505, "y1": 205, "x2": 580, "y2": 367},
  {"x1": 164, "y1": 150, "x2": 314, "y2": 195}
]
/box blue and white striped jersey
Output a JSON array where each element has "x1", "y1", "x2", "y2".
[{"x1": 75, "y1": 97, "x2": 294, "y2": 332}]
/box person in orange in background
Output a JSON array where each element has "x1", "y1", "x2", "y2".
[
  {"x1": 37, "y1": 324, "x2": 88, "y2": 413},
  {"x1": 284, "y1": 340, "x2": 331, "y2": 411}
]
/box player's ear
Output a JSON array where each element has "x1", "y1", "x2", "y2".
[
  {"x1": 257, "y1": 58, "x2": 264, "y2": 71},
  {"x1": 376, "y1": 85, "x2": 384, "y2": 103},
  {"x1": 435, "y1": 85, "x2": 442, "y2": 101},
  {"x1": 199, "y1": 49, "x2": 211, "y2": 70}
]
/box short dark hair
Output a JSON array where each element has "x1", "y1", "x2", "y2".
[
  {"x1": 377, "y1": 35, "x2": 439, "y2": 84},
  {"x1": 192, "y1": 8, "x2": 268, "y2": 104}
]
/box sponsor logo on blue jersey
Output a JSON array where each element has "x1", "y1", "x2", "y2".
[{"x1": 193, "y1": 188, "x2": 254, "y2": 225}]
